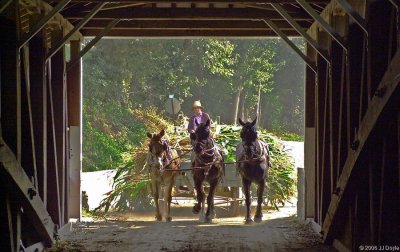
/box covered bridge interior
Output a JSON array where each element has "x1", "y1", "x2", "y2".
[{"x1": 0, "y1": 0, "x2": 399, "y2": 251}]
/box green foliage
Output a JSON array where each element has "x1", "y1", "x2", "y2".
[
  {"x1": 273, "y1": 131, "x2": 304, "y2": 141},
  {"x1": 83, "y1": 38, "x2": 305, "y2": 175},
  {"x1": 203, "y1": 40, "x2": 237, "y2": 78}
]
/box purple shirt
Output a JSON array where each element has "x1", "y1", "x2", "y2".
[{"x1": 187, "y1": 112, "x2": 210, "y2": 133}]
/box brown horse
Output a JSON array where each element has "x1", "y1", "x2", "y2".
[
  {"x1": 190, "y1": 119, "x2": 224, "y2": 223},
  {"x1": 236, "y1": 117, "x2": 270, "y2": 223},
  {"x1": 145, "y1": 129, "x2": 180, "y2": 222}
]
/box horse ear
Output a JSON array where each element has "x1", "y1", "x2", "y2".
[
  {"x1": 238, "y1": 118, "x2": 245, "y2": 126},
  {"x1": 146, "y1": 132, "x2": 152, "y2": 139},
  {"x1": 251, "y1": 116, "x2": 257, "y2": 126},
  {"x1": 190, "y1": 133, "x2": 196, "y2": 141},
  {"x1": 159, "y1": 129, "x2": 165, "y2": 137},
  {"x1": 205, "y1": 119, "x2": 210, "y2": 127}
]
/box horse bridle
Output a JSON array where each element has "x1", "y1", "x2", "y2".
[
  {"x1": 148, "y1": 141, "x2": 169, "y2": 172},
  {"x1": 194, "y1": 139, "x2": 218, "y2": 176}
]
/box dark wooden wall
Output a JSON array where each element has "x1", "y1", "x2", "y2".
[
  {"x1": 0, "y1": 2, "x2": 81, "y2": 251},
  {"x1": 304, "y1": 0, "x2": 400, "y2": 250}
]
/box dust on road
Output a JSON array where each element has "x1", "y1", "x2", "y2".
[{"x1": 59, "y1": 204, "x2": 335, "y2": 252}]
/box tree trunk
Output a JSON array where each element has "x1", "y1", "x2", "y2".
[
  {"x1": 232, "y1": 87, "x2": 243, "y2": 125},
  {"x1": 240, "y1": 91, "x2": 245, "y2": 121},
  {"x1": 255, "y1": 85, "x2": 261, "y2": 126}
]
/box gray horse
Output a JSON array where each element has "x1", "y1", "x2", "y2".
[{"x1": 144, "y1": 129, "x2": 180, "y2": 222}]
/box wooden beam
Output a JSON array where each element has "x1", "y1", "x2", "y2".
[
  {"x1": 336, "y1": 0, "x2": 367, "y2": 34},
  {"x1": 263, "y1": 19, "x2": 317, "y2": 72},
  {"x1": 82, "y1": 19, "x2": 311, "y2": 30},
  {"x1": 378, "y1": 138, "x2": 386, "y2": 244},
  {"x1": 62, "y1": 7, "x2": 313, "y2": 21},
  {"x1": 53, "y1": 0, "x2": 330, "y2": 2},
  {"x1": 271, "y1": 3, "x2": 330, "y2": 62},
  {"x1": 296, "y1": 0, "x2": 347, "y2": 50},
  {"x1": 67, "y1": 19, "x2": 120, "y2": 70},
  {"x1": 18, "y1": 0, "x2": 71, "y2": 49},
  {"x1": 0, "y1": 140, "x2": 54, "y2": 246},
  {"x1": 46, "y1": 2, "x2": 106, "y2": 61},
  {"x1": 54, "y1": 0, "x2": 331, "y2": 3},
  {"x1": 67, "y1": 40, "x2": 82, "y2": 219},
  {"x1": 322, "y1": 49, "x2": 400, "y2": 243},
  {"x1": 29, "y1": 36, "x2": 48, "y2": 205},
  {"x1": 22, "y1": 45, "x2": 39, "y2": 190},
  {"x1": 0, "y1": 0, "x2": 13, "y2": 14},
  {"x1": 81, "y1": 28, "x2": 301, "y2": 37}
]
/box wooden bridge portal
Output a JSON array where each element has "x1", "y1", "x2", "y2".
[{"x1": 0, "y1": 0, "x2": 399, "y2": 251}]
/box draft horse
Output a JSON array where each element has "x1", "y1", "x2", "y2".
[
  {"x1": 236, "y1": 117, "x2": 270, "y2": 223},
  {"x1": 190, "y1": 119, "x2": 224, "y2": 223},
  {"x1": 145, "y1": 129, "x2": 181, "y2": 222}
]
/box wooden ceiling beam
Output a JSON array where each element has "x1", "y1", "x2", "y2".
[
  {"x1": 80, "y1": 28, "x2": 301, "y2": 37},
  {"x1": 50, "y1": 0, "x2": 330, "y2": 3},
  {"x1": 61, "y1": 7, "x2": 313, "y2": 20},
  {"x1": 82, "y1": 19, "x2": 311, "y2": 30}
]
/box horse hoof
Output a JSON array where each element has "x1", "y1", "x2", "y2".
[
  {"x1": 192, "y1": 204, "x2": 201, "y2": 214},
  {"x1": 155, "y1": 215, "x2": 162, "y2": 221},
  {"x1": 245, "y1": 218, "x2": 253, "y2": 224},
  {"x1": 166, "y1": 216, "x2": 172, "y2": 222},
  {"x1": 204, "y1": 216, "x2": 212, "y2": 223},
  {"x1": 254, "y1": 216, "x2": 262, "y2": 223}
]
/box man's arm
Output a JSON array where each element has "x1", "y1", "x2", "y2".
[{"x1": 187, "y1": 116, "x2": 195, "y2": 133}]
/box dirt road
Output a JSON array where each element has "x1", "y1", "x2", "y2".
[{"x1": 60, "y1": 203, "x2": 335, "y2": 252}]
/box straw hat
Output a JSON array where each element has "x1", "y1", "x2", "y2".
[{"x1": 192, "y1": 100, "x2": 203, "y2": 109}]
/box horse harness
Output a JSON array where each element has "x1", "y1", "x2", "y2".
[
  {"x1": 237, "y1": 139, "x2": 270, "y2": 164},
  {"x1": 147, "y1": 140, "x2": 179, "y2": 173},
  {"x1": 193, "y1": 139, "x2": 223, "y2": 176}
]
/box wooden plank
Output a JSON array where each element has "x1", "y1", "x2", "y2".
[
  {"x1": 336, "y1": 51, "x2": 344, "y2": 177},
  {"x1": 377, "y1": 137, "x2": 386, "y2": 244},
  {"x1": 67, "y1": 40, "x2": 82, "y2": 218},
  {"x1": 29, "y1": 36, "x2": 47, "y2": 205},
  {"x1": 81, "y1": 28, "x2": 301, "y2": 37},
  {"x1": 51, "y1": 29, "x2": 67, "y2": 226},
  {"x1": 53, "y1": 0, "x2": 331, "y2": 3},
  {"x1": 17, "y1": 51, "x2": 21, "y2": 164},
  {"x1": 83, "y1": 19, "x2": 312, "y2": 30},
  {"x1": 320, "y1": 56, "x2": 330, "y2": 225},
  {"x1": 368, "y1": 158, "x2": 375, "y2": 243},
  {"x1": 0, "y1": 140, "x2": 54, "y2": 246},
  {"x1": 47, "y1": 58, "x2": 62, "y2": 226},
  {"x1": 0, "y1": 8, "x2": 19, "y2": 164},
  {"x1": 62, "y1": 7, "x2": 313, "y2": 20},
  {"x1": 345, "y1": 53, "x2": 351, "y2": 151},
  {"x1": 6, "y1": 193, "x2": 15, "y2": 252},
  {"x1": 358, "y1": 35, "x2": 367, "y2": 124},
  {"x1": 22, "y1": 45, "x2": 39, "y2": 190},
  {"x1": 322, "y1": 49, "x2": 400, "y2": 243}
]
